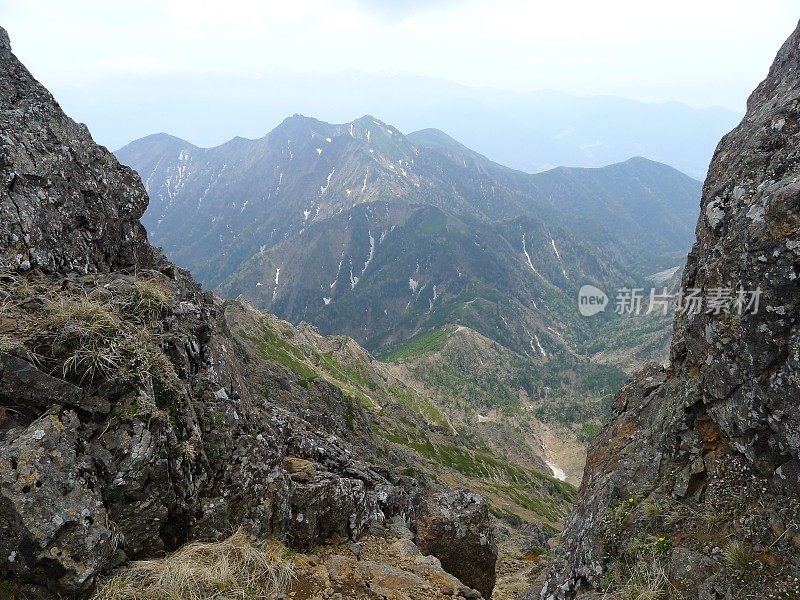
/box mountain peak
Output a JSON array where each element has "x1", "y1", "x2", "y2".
[
  {"x1": 142, "y1": 131, "x2": 194, "y2": 146},
  {"x1": 407, "y1": 127, "x2": 463, "y2": 148},
  {"x1": 354, "y1": 114, "x2": 381, "y2": 124},
  {"x1": 608, "y1": 155, "x2": 698, "y2": 179},
  {"x1": 281, "y1": 112, "x2": 323, "y2": 126}
]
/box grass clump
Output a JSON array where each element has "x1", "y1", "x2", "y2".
[
  {"x1": 38, "y1": 295, "x2": 179, "y2": 392},
  {"x1": 723, "y1": 540, "x2": 754, "y2": 570},
  {"x1": 0, "y1": 270, "x2": 42, "y2": 308},
  {"x1": 723, "y1": 540, "x2": 761, "y2": 584},
  {"x1": 619, "y1": 559, "x2": 671, "y2": 600},
  {"x1": 93, "y1": 529, "x2": 294, "y2": 600},
  {"x1": 125, "y1": 278, "x2": 173, "y2": 321},
  {"x1": 43, "y1": 296, "x2": 124, "y2": 383}
]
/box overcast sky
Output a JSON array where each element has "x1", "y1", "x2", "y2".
[
  {"x1": 2, "y1": 1, "x2": 798, "y2": 150},
  {"x1": 5, "y1": 0, "x2": 798, "y2": 107}
]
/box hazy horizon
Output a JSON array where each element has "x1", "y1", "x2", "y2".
[{"x1": 3, "y1": 0, "x2": 796, "y2": 155}]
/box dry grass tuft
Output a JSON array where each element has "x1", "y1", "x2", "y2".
[
  {"x1": 723, "y1": 540, "x2": 754, "y2": 569},
  {"x1": 620, "y1": 559, "x2": 671, "y2": 600},
  {"x1": 36, "y1": 294, "x2": 179, "y2": 389},
  {"x1": 0, "y1": 270, "x2": 45, "y2": 313},
  {"x1": 723, "y1": 540, "x2": 760, "y2": 583},
  {"x1": 46, "y1": 296, "x2": 122, "y2": 335},
  {"x1": 43, "y1": 296, "x2": 124, "y2": 382},
  {"x1": 93, "y1": 529, "x2": 294, "y2": 600},
  {"x1": 125, "y1": 278, "x2": 173, "y2": 321}
]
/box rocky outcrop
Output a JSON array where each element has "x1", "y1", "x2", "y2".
[
  {"x1": 0, "y1": 267, "x2": 423, "y2": 598},
  {"x1": 0, "y1": 28, "x2": 153, "y2": 274},
  {"x1": 0, "y1": 27, "x2": 496, "y2": 599},
  {"x1": 415, "y1": 491, "x2": 497, "y2": 599},
  {"x1": 287, "y1": 529, "x2": 484, "y2": 599},
  {"x1": 535, "y1": 19, "x2": 800, "y2": 599}
]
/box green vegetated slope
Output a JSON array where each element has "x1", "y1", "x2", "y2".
[
  {"x1": 381, "y1": 324, "x2": 627, "y2": 483},
  {"x1": 225, "y1": 302, "x2": 576, "y2": 528}
]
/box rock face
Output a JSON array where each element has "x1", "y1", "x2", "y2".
[
  {"x1": 535, "y1": 20, "x2": 800, "y2": 599},
  {"x1": 415, "y1": 491, "x2": 497, "y2": 599},
  {"x1": 0, "y1": 27, "x2": 496, "y2": 599},
  {"x1": 0, "y1": 28, "x2": 153, "y2": 274}
]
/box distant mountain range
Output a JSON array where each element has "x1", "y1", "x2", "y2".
[
  {"x1": 117, "y1": 114, "x2": 699, "y2": 348},
  {"x1": 117, "y1": 115, "x2": 701, "y2": 469},
  {"x1": 75, "y1": 71, "x2": 741, "y2": 178}
]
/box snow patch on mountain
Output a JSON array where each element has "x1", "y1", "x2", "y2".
[
  {"x1": 361, "y1": 230, "x2": 375, "y2": 276},
  {"x1": 522, "y1": 233, "x2": 540, "y2": 275},
  {"x1": 320, "y1": 168, "x2": 335, "y2": 196},
  {"x1": 550, "y1": 237, "x2": 568, "y2": 278}
]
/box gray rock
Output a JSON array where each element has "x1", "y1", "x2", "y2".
[
  {"x1": 0, "y1": 409, "x2": 119, "y2": 597},
  {"x1": 520, "y1": 522, "x2": 553, "y2": 554},
  {"x1": 347, "y1": 541, "x2": 362, "y2": 559},
  {"x1": 668, "y1": 548, "x2": 719, "y2": 593},
  {"x1": 415, "y1": 490, "x2": 497, "y2": 599},
  {"x1": 0, "y1": 27, "x2": 154, "y2": 275},
  {"x1": 390, "y1": 515, "x2": 415, "y2": 540},
  {"x1": 0, "y1": 354, "x2": 108, "y2": 421}
]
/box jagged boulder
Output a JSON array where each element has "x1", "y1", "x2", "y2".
[
  {"x1": 415, "y1": 490, "x2": 497, "y2": 599},
  {"x1": 0, "y1": 408, "x2": 120, "y2": 597},
  {"x1": 535, "y1": 19, "x2": 800, "y2": 599}
]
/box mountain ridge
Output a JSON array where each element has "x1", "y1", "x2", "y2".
[
  {"x1": 117, "y1": 113, "x2": 701, "y2": 305},
  {"x1": 118, "y1": 115, "x2": 700, "y2": 375},
  {"x1": 117, "y1": 114, "x2": 700, "y2": 508},
  {"x1": 72, "y1": 66, "x2": 741, "y2": 178}
]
